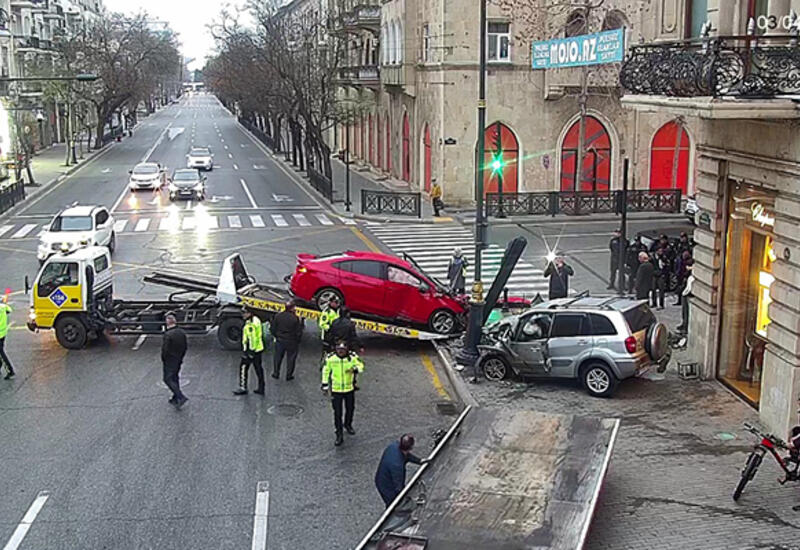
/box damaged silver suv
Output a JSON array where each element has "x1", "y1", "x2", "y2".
[{"x1": 478, "y1": 295, "x2": 670, "y2": 397}]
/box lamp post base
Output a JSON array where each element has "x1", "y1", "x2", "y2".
[{"x1": 455, "y1": 298, "x2": 485, "y2": 382}]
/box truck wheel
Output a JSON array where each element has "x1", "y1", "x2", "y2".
[
  {"x1": 218, "y1": 316, "x2": 244, "y2": 350},
  {"x1": 55, "y1": 316, "x2": 88, "y2": 349}
]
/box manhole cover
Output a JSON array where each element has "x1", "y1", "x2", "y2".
[
  {"x1": 267, "y1": 404, "x2": 304, "y2": 417},
  {"x1": 716, "y1": 432, "x2": 737, "y2": 441}
]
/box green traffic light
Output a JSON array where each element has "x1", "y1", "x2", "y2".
[{"x1": 491, "y1": 157, "x2": 503, "y2": 173}]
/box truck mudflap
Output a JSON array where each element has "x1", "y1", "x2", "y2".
[{"x1": 356, "y1": 407, "x2": 620, "y2": 550}]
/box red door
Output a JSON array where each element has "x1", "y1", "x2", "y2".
[
  {"x1": 482, "y1": 122, "x2": 519, "y2": 195},
  {"x1": 423, "y1": 123, "x2": 432, "y2": 192},
  {"x1": 385, "y1": 117, "x2": 391, "y2": 173},
  {"x1": 384, "y1": 265, "x2": 431, "y2": 324},
  {"x1": 560, "y1": 116, "x2": 611, "y2": 191},
  {"x1": 402, "y1": 113, "x2": 411, "y2": 182},
  {"x1": 377, "y1": 114, "x2": 383, "y2": 169},
  {"x1": 649, "y1": 121, "x2": 689, "y2": 194}
]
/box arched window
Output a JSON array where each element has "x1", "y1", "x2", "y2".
[
  {"x1": 650, "y1": 120, "x2": 690, "y2": 194},
  {"x1": 422, "y1": 123, "x2": 432, "y2": 192},
  {"x1": 483, "y1": 122, "x2": 519, "y2": 195},
  {"x1": 402, "y1": 112, "x2": 411, "y2": 182},
  {"x1": 385, "y1": 116, "x2": 391, "y2": 172},
  {"x1": 560, "y1": 115, "x2": 612, "y2": 191},
  {"x1": 387, "y1": 24, "x2": 395, "y2": 64},
  {"x1": 602, "y1": 9, "x2": 628, "y2": 31},
  {"x1": 565, "y1": 10, "x2": 586, "y2": 37}
]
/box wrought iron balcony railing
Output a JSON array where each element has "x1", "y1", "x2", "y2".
[
  {"x1": 620, "y1": 34, "x2": 800, "y2": 98},
  {"x1": 335, "y1": 65, "x2": 380, "y2": 87},
  {"x1": 333, "y1": 2, "x2": 381, "y2": 33}
]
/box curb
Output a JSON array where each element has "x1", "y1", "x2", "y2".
[
  {"x1": 453, "y1": 212, "x2": 688, "y2": 226},
  {"x1": 431, "y1": 341, "x2": 479, "y2": 408}
]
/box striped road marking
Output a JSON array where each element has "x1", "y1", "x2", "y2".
[
  {"x1": 250, "y1": 215, "x2": 265, "y2": 228},
  {"x1": 293, "y1": 214, "x2": 311, "y2": 226},
  {"x1": 271, "y1": 214, "x2": 288, "y2": 227}
]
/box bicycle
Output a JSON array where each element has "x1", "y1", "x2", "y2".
[{"x1": 733, "y1": 423, "x2": 800, "y2": 501}]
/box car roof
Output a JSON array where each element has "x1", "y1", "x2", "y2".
[
  {"x1": 316, "y1": 250, "x2": 416, "y2": 270},
  {"x1": 532, "y1": 295, "x2": 644, "y2": 314},
  {"x1": 59, "y1": 205, "x2": 100, "y2": 217},
  {"x1": 190, "y1": 147, "x2": 210, "y2": 152},
  {"x1": 173, "y1": 168, "x2": 200, "y2": 176},
  {"x1": 50, "y1": 246, "x2": 109, "y2": 262},
  {"x1": 133, "y1": 162, "x2": 159, "y2": 169}
]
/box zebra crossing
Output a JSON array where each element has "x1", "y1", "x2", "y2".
[
  {"x1": 368, "y1": 224, "x2": 550, "y2": 298},
  {"x1": 0, "y1": 211, "x2": 356, "y2": 240}
]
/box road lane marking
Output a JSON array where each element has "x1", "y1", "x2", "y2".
[
  {"x1": 421, "y1": 353, "x2": 451, "y2": 400},
  {"x1": 271, "y1": 214, "x2": 288, "y2": 227},
  {"x1": 113, "y1": 219, "x2": 127, "y2": 233},
  {"x1": 228, "y1": 215, "x2": 242, "y2": 228},
  {"x1": 109, "y1": 124, "x2": 171, "y2": 213},
  {"x1": 10, "y1": 224, "x2": 37, "y2": 238},
  {"x1": 233, "y1": 164, "x2": 239, "y2": 170},
  {"x1": 228, "y1": 153, "x2": 233, "y2": 158},
  {"x1": 250, "y1": 215, "x2": 265, "y2": 228},
  {"x1": 240, "y1": 179, "x2": 258, "y2": 208},
  {"x1": 3, "y1": 491, "x2": 50, "y2": 550},
  {"x1": 132, "y1": 335, "x2": 147, "y2": 351},
  {"x1": 0, "y1": 225, "x2": 12, "y2": 237},
  {"x1": 224, "y1": 145, "x2": 229, "y2": 150},
  {"x1": 134, "y1": 218, "x2": 150, "y2": 232},
  {"x1": 251, "y1": 481, "x2": 269, "y2": 550},
  {"x1": 349, "y1": 227, "x2": 381, "y2": 252},
  {"x1": 292, "y1": 213, "x2": 310, "y2": 226},
  {"x1": 315, "y1": 214, "x2": 333, "y2": 226}
]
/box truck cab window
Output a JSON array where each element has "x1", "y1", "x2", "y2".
[{"x1": 38, "y1": 262, "x2": 79, "y2": 297}]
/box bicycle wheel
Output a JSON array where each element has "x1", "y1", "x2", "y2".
[{"x1": 733, "y1": 452, "x2": 762, "y2": 501}]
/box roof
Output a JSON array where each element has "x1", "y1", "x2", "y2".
[
  {"x1": 59, "y1": 205, "x2": 99, "y2": 217},
  {"x1": 50, "y1": 246, "x2": 108, "y2": 262},
  {"x1": 133, "y1": 162, "x2": 159, "y2": 169},
  {"x1": 534, "y1": 295, "x2": 643, "y2": 312},
  {"x1": 341, "y1": 250, "x2": 414, "y2": 269}
]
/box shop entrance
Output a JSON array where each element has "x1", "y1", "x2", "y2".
[{"x1": 718, "y1": 184, "x2": 776, "y2": 405}]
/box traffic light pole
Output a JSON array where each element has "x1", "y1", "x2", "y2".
[
  {"x1": 617, "y1": 158, "x2": 629, "y2": 294},
  {"x1": 455, "y1": 0, "x2": 488, "y2": 380}
]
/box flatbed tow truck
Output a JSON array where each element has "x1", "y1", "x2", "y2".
[{"x1": 26, "y1": 247, "x2": 448, "y2": 350}]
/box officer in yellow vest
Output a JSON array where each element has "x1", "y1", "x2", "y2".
[
  {"x1": 233, "y1": 309, "x2": 265, "y2": 395},
  {"x1": 322, "y1": 341, "x2": 364, "y2": 446},
  {"x1": 0, "y1": 294, "x2": 14, "y2": 380},
  {"x1": 318, "y1": 296, "x2": 340, "y2": 363}
]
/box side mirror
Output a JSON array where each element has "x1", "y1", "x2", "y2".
[
  {"x1": 24, "y1": 275, "x2": 30, "y2": 295},
  {"x1": 128, "y1": 170, "x2": 132, "y2": 174}
]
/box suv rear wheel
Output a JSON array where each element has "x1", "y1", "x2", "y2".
[
  {"x1": 582, "y1": 362, "x2": 618, "y2": 398},
  {"x1": 481, "y1": 354, "x2": 509, "y2": 381}
]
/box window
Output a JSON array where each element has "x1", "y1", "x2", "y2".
[
  {"x1": 387, "y1": 265, "x2": 422, "y2": 287},
  {"x1": 348, "y1": 260, "x2": 384, "y2": 279},
  {"x1": 565, "y1": 10, "x2": 586, "y2": 37},
  {"x1": 396, "y1": 20, "x2": 404, "y2": 63},
  {"x1": 686, "y1": 0, "x2": 708, "y2": 38},
  {"x1": 487, "y1": 22, "x2": 510, "y2": 62},
  {"x1": 94, "y1": 254, "x2": 109, "y2": 273},
  {"x1": 422, "y1": 24, "x2": 431, "y2": 62},
  {"x1": 95, "y1": 210, "x2": 109, "y2": 226},
  {"x1": 37, "y1": 262, "x2": 79, "y2": 297},
  {"x1": 550, "y1": 314, "x2": 590, "y2": 338},
  {"x1": 623, "y1": 305, "x2": 656, "y2": 334},
  {"x1": 589, "y1": 313, "x2": 617, "y2": 336},
  {"x1": 518, "y1": 313, "x2": 552, "y2": 342},
  {"x1": 602, "y1": 9, "x2": 627, "y2": 31},
  {"x1": 51, "y1": 216, "x2": 93, "y2": 232}
]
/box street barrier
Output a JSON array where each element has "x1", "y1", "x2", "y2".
[
  {"x1": 0, "y1": 179, "x2": 25, "y2": 216},
  {"x1": 238, "y1": 117, "x2": 279, "y2": 153},
  {"x1": 361, "y1": 189, "x2": 421, "y2": 217},
  {"x1": 485, "y1": 189, "x2": 681, "y2": 217},
  {"x1": 307, "y1": 166, "x2": 333, "y2": 203}
]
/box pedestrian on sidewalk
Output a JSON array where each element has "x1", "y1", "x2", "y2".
[
  {"x1": 374, "y1": 434, "x2": 428, "y2": 507},
  {"x1": 430, "y1": 180, "x2": 443, "y2": 217},
  {"x1": 634, "y1": 252, "x2": 654, "y2": 301},
  {"x1": 651, "y1": 248, "x2": 668, "y2": 310},
  {"x1": 0, "y1": 293, "x2": 15, "y2": 380},
  {"x1": 161, "y1": 313, "x2": 188, "y2": 409},
  {"x1": 448, "y1": 248, "x2": 468, "y2": 294},
  {"x1": 321, "y1": 342, "x2": 365, "y2": 446},
  {"x1": 271, "y1": 300, "x2": 303, "y2": 381},
  {"x1": 626, "y1": 236, "x2": 647, "y2": 294},
  {"x1": 233, "y1": 309, "x2": 266, "y2": 396},
  {"x1": 544, "y1": 256, "x2": 574, "y2": 300},
  {"x1": 608, "y1": 228, "x2": 624, "y2": 290},
  {"x1": 677, "y1": 270, "x2": 694, "y2": 334},
  {"x1": 673, "y1": 250, "x2": 693, "y2": 306}
]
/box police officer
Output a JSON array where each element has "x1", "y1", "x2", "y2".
[
  {"x1": 0, "y1": 293, "x2": 15, "y2": 380},
  {"x1": 321, "y1": 341, "x2": 365, "y2": 446},
  {"x1": 233, "y1": 309, "x2": 265, "y2": 395},
  {"x1": 318, "y1": 296, "x2": 340, "y2": 363}
]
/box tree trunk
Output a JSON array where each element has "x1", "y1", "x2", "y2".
[
  {"x1": 94, "y1": 110, "x2": 105, "y2": 149},
  {"x1": 65, "y1": 103, "x2": 73, "y2": 166}
]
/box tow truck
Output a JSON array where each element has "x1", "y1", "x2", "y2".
[{"x1": 26, "y1": 247, "x2": 449, "y2": 350}]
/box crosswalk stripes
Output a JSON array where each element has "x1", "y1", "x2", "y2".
[
  {"x1": 271, "y1": 214, "x2": 288, "y2": 227},
  {"x1": 113, "y1": 220, "x2": 127, "y2": 233},
  {"x1": 293, "y1": 214, "x2": 310, "y2": 227},
  {"x1": 250, "y1": 215, "x2": 265, "y2": 228},
  {"x1": 10, "y1": 224, "x2": 37, "y2": 238},
  {"x1": 0, "y1": 225, "x2": 12, "y2": 237},
  {"x1": 228, "y1": 215, "x2": 242, "y2": 228},
  {"x1": 134, "y1": 219, "x2": 150, "y2": 232},
  {"x1": 368, "y1": 224, "x2": 549, "y2": 297},
  {"x1": 315, "y1": 214, "x2": 334, "y2": 226}
]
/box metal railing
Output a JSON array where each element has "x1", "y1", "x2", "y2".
[
  {"x1": 620, "y1": 34, "x2": 800, "y2": 98},
  {"x1": 239, "y1": 117, "x2": 279, "y2": 153},
  {"x1": 0, "y1": 179, "x2": 25, "y2": 216},
  {"x1": 361, "y1": 189, "x2": 421, "y2": 217},
  {"x1": 308, "y1": 166, "x2": 333, "y2": 203},
  {"x1": 485, "y1": 189, "x2": 681, "y2": 217}
]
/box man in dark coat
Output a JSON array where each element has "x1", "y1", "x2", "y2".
[
  {"x1": 651, "y1": 248, "x2": 668, "y2": 309},
  {"x1": 162, "y1": 312, "x2": 188, "y2": 408},
  {"x1": 626, "y1": 236, "x2": 647, "y2": 293},
  {"x1": 543, "y1": 257, "x2": 574, "y2": 300},
  {"x1": 608, "y1": 228, "x2": 624, "y2": 290},
  {"x1": 634, "y1": 252, "x2": 655, "y2": 301},
  {"x1": 325, "y1": 307, "x2": 363, "y2": 353},
  {"x1": 374, "y1": 434, "x2": 427, "y2": 507},
  {"x1": 271, "y1": 300, "x2": 303, "y2": 381}
]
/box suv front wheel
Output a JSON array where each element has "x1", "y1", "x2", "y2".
[
  {"x1": 581, "y1": 362, "x2": 618, "y2": 398},
  {"x1": 481, "y1": 354, "x2": 509, "y2": 381}
]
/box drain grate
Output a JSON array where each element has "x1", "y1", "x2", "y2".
[
  {"x1": 435, "y1": 400, "x2": 459, "y2": 416},
  {"x1": 267, "y1": 404, "x2": 304, "y2": 417}
]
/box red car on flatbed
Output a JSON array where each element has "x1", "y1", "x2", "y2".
[{"x1": 289, "y1": 250, "x2": 467, "y2": 334}]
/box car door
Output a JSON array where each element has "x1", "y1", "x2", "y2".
[
  {"x1": 34, "y1": 261, "x2": 82, "y2": 328},
  {"x1": 508, "y1": 312, "x2": 552, "y2": 376},
  {"x1": 336, "y1": 260, "x2": 387, "y2": 316},
  {"x1": 94, "y1": 209, "x2": 111, "y2": 245},
  {"x1": 384, "y1": 265, "x2": 428, "y2": 323},
  {"x1": 547, "y1": 313, "x2": 592, "y2": 378}
]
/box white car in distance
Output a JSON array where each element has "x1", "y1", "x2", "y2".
[
  {"x1": 37, "y1": 205, "x2": 116, "y2": 263},
  {"x1": 128, "y1": 162, "x2": 165, "y2": 191},
  {"x1": 186, "y1": 147, "x2": 213, "y2": 171}
]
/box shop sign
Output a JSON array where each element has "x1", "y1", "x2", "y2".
[
  {"x1": 531, "y1": 28, "x2": 624, "y2": 69},
  {"x1": 698, "y1": 211, "x2": 711, "y2": 229},
  {"x1": 751, "y1": 202, "x2": 775, "y2": 228}
]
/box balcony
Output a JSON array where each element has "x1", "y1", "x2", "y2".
[
  {"x1": 620, "y1": 35, "x2": 800, "y2": 99},
  {"x1": 335, "y1": 65, "x2": 380, "y2": 88},
  {"x1": 332, "y1": 2, "x2": 380, "y2": 34},
  {"x1": 15, "y1": 36, "x2": 40, "y2": 51},
  {"x1": 11, "y1": 0, "x2": 47, "y2": 8}
]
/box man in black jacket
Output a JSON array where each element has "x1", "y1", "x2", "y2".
[
  {"x1": 271, "y1": 300, "x2": 303, "y2": 381},
  {"x1": 325, "y1": 307, "x2": 363, "y2": 353},
  {"x1": 651, "y1": 248, "x2": 668, "y2": 309},
  {"x1": 543, "y1": 257, "x2": 574, "y2": 300},
  {"x1": 634, "y1": 252, "x2": 655, "y2": 301},
  {"x1": 162, "y1": 312, "x2": 188, "y2": 409}
]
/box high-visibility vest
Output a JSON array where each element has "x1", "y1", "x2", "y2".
[
  {"x1": 0, "y1": 303, "x2": 10, "y2": 339},
  {"x1": 243, "y1": 317, "x2": 265, "y2": 353},
  {"x1": 318, "y1": 306, "x2": 340, "y2": 338},
  {"x1": 322, "y1": 352, "x2": 364, "y2": 393}
]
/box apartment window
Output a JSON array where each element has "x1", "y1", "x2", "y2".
[
  {"x1": 686, "y1": 0, "x2": 708, "y2": 38},
  {"x1": 487, "y1": 22, "x2": 510, "y2": 62},
  {"x1": 422, "y1": 23, "x2": 431, "y2": 62}
]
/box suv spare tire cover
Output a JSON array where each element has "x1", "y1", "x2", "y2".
[{"x1": 645, "y1": 322, "x2": 668, "y2": 360}]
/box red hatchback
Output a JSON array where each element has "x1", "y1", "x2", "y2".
[{"x1": 289, "y1": 250, "x2": 467, "y2": 334}]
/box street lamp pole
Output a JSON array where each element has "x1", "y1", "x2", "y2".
[
  {"x1": 456, "y1": 0, "x2": 488, "y2": 377},
  {"x1": 345, "y1": 108, "x2": 352, "y2": 212}
]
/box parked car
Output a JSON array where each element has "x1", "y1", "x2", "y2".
[
  {"x1": 37, "y1": 205, "x2": 115, "y2": 263},
  {"x1": 186, "y1": 147, "x2": 213, "y2": 171},
  {"x1": 685, "y1": 196, "x2": 699, "y2": 224},
  {"x1": 168, "y1": 169, "x2": 206, "y2": 201},
  {"x1": 289, "y1": 250, "x2": 468, "y2": 334},
  {"x1": 477, "y1": 295, "x2": 670, "y2": 397},
  {"x1": 128, "y1": 162, "x2": 165, "y2": 191}
]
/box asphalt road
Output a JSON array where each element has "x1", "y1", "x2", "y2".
[{"x1": 0, "y1": 95, "x2": 455, "y2": 550}]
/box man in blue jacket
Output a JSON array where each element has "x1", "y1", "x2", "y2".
[{"x1": 374, "y1": 434, "x2": 428, "y2": 507}]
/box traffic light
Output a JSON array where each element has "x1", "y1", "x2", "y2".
[{"x1": 490, "y1": 154, "x2": 504, "y2": 174}]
